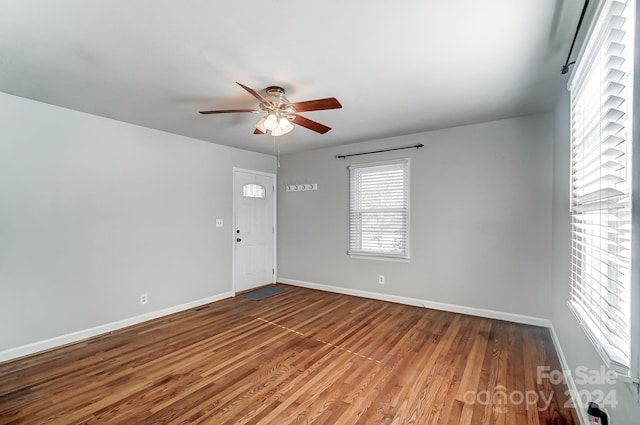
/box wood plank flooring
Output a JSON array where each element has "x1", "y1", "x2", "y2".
[{"x1": 0, "y1": 284, "x2": 578, "y2": 424}]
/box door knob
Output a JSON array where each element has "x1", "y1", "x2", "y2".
[{"x1": 236, "y1": 238, "x2": 242, "y2": 242}]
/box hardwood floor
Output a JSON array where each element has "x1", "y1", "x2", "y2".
[{"x1": 0, "y1": 284, "x2": 578, "y2": 424}]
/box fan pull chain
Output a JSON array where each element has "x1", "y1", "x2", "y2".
[{"x1": 272, "y1": 135, "x2": 280, "y2": 168}]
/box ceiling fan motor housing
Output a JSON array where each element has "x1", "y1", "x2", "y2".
[
  {"x1": 265, "y1": 86, "x2": 289, "y2": 105},
  {"x1": 262, "y1": 86, "x2": 295, "y2": 116}
]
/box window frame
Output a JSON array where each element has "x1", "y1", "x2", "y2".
[
  {"x1": 567, "y1": 0, "x2": 639, "y2": 391},
  {"x1": 348, "y1": 158, "x2": 410, "y2": 262}
]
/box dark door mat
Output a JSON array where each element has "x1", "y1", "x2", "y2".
[{"x1": 241, "y1": 286, "x2": 284, "y2": 301}]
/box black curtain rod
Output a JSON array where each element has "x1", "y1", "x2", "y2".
[
  {"x1": 562, "y1": 0, "x2": 590, "y2": 74},
  {"x1": 335, "y1": 144, "x2": 424, "y2": 159}
]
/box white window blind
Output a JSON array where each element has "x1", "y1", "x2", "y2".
[
  {"x1": 349, "y1": 159, "x2": 409, "y2": 260},
  {"x1": 568, "y1": 0, "x2": 636, "y2": 379}
]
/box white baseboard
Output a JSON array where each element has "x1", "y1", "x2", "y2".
[
  {"x1": 277, "y1": 277, "x2": 551, "y2": 327},
  {"x1": 548, "y1": 326, "x2": 591, "y2": 425},
  {"x1": 0, "y1": 291, "x2": 234, "y2": 364}
]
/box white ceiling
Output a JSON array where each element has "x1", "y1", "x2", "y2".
[{"x1": 0, "y1": 0, "x2": 581, "y2": 155}]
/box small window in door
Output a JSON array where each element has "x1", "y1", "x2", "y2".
[{"x1": 243, "y1": 183, "x2": 266, "y2": 199}]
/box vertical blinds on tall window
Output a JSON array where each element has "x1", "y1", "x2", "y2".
[
  {"x1": 349, "y1": 159, "x2": 410, "y2": 259},
  {"x1": 568, "y1": 0, "x2": 634, "y2": 375}
]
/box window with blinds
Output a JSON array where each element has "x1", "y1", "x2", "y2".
[
  {"x1": 568, "y1": 0, "x2": 635, "y2": 379},
  {"x1": 349, "y1": 159, "x2": 410, "y2": 260}
]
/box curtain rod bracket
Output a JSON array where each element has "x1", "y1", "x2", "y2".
[{"x1": 561, "y1": 61, "x2": 576, "y2": 75}]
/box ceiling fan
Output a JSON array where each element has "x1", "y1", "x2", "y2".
[{"x1": 199, "y1": 82, "x2": 342, "y2": 136}]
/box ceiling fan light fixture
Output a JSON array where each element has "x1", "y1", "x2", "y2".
[
  {"x1": 259, "y1": 113, "x2": 293, "y2": 136},
  {"x1": 271, "y1": 123, "x2": 293, "y2": 137},
  {"x1": 278, "y1": 116, "x2": 293, "y2": 132},
  {"x1": 255, "y1": 116, "x2": 267, "y2": 133},
  {"x1": 264, "y1": 113, "x2": 278, "y2": 131}
]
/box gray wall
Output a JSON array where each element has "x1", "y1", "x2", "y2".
[
  {"x1": 551, "y1": 85, "x2": 640, "y2": 423},
  {"x1": 0, "y1": 92, "x2": 275, "y2": 351},
  {"x1": 277, "y1": 113, "x2": 554, "y2": 319}
]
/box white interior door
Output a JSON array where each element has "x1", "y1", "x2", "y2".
[{"x1": 233, "y1": 169, "x2": 275, "y2": 293}]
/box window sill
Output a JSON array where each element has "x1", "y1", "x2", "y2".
[
  {"x1": 567, "y1": 301, "x2": 640, "y2": 401},
  {"x1": 348, "y1": 254, "x2": 410, "y2": 263}
]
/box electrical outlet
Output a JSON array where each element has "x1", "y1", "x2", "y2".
[
  {"x1": 379, "y1": 275, "x2": 385, "y2": 285},
  {"x1": 215, "y1": 218, "x2": 223, "y2": 227},
  {"x1": 140, "y1": 294, "x2": 148, "y2": 305}
]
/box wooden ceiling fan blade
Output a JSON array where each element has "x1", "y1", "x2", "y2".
[
  {"x1": 292, "y1": 115, "x2": 331, "y2": 134},
  {"x1": 199, "y1": 109, "x2": 259, "y2": 114},
  {"x1": 288, "y1": 97, "x2": 342, "y2": 112},
  {"x1": 236, "y1": 82, "x2": 273, "y2": 107},
  {"x1": 253, "y1": 128, "x2": 265, "y2": 134}
]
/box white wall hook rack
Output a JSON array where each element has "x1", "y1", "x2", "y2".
[{"x1": 286, "y1": 183, "x2": 318, "y2": 192}]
